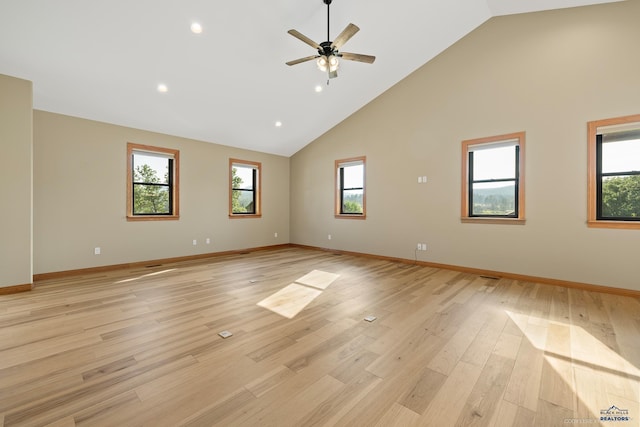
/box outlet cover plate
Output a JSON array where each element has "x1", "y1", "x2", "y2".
[{"x1": 218, "y1": 330, "x2": 233, "y2": 339}]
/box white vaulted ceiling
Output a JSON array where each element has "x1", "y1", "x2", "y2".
[{"x1": 0, "y1": 0, "x2": 623, "y2": 156}]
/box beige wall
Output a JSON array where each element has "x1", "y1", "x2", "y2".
[
  {"x1": 0, "y1": 74, "x2": 33, "y2": 287},
  {"x1": 290, "y1": 1, "x2": 640, "y2": 291},
  {"x1": 33, "y1": 111, "x2": 289, "y2": 274}
]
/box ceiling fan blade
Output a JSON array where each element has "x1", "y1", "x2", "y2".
[
  {"x1": 287, "y1": 29, "x2": 321, "y2": 50},
  {"x1": 331, "y1": 23, "x2": 360, "y2": 50},
  {"x1": 286, "y1": 55, "x2": 319, "y2": 66},
  {"x1": 339, "y1": 52, "x2": 376, "y2": 64}
]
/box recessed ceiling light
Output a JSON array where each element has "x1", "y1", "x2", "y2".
[
  {"x1": 157, "y1": 83, "x2": 168, "y2": 93},
  {"x1": 275, "y1": 121, "x2": 282, "y2": 127},
  {"x1": 315, "y1": 85, "x2": 323, "y2": 93},
  {"x1": 190, "y1": 22, "x2": 203, "y2": 34}
]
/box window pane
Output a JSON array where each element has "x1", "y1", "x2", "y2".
[
  {"x1": 602, "y1": 139, "x2": 640, "y2": 174},
  {"x1": 233, "y1": 166, "x2": 254, "y2": 190},
  {"x1": 343, "y1": 164, "x2": 363, "y2": 189},
  {"x1": 133, "y1": 153, "x2": 170, "y2": 184},
  {"x1": 232, "y1": 189, "x2": 255, "y2": 213},
  {"x1": 133, "y1": 184, "x2": 170, "y2": 214},
  {"x1": 471, "y1": 181, "x2": 516, "y2": 216},
  {"x1": 342, "y1": 189, "x2": 363, "y2": 213},
  {"x1": 472, "y1": 146, "x2": 516, "y2": 181},
  {"x1": 601, "y1": 175, "x2": 640, "y2": 218}
]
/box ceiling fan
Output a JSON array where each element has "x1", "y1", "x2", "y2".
[{"x1": 286, "y1": 0, "x2": 376, "y2": 80}]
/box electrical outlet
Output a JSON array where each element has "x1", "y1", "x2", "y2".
[
  {"x1": 328, "y1": 234, "x2": 332, "y2": 240},
  {"x1": 94, "y1": 247, "x2": 101, "y2": 255},
  {"x1": 417, "y1": 243, "x2": 421, "y2": 250},
  {"x1": 206, "y1": 238, "x2": 210, "y2": 244},
  {"x1": 192, "y1": 239, "x2": 197, "y2": 246},
  {"x1": 274, "y1": 232, "x2": 278, "y2": 238}
]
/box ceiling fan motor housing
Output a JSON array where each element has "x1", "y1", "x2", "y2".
[{"x1": 319, "y1": 41, "x2": 335, "y2": 56}]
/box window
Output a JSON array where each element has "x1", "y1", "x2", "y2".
[
  {"x1": 461, "y1": 132, "x2": 525, "y2": 224},
  {"x1": 335, "y1": 156, "x2": 366, "y2": 219},
  {"x1": 127, "y1": 143, "x2": 179, "y2": 221},
  {"x1": 588, "y1": 114, "x2": 640, "y2": 229},
  {"x1": 229, "y1": 158, "x2": 261, "y2": 217}
]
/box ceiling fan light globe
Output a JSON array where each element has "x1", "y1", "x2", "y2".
[
  {"x1": 317, "y1": 56, "x2": 328, "y2": 72},
  {"x1": 317, "y1": 55, "x2": 339, "y2": 73},
  {"x1": 329, "y1": 55, "x2": 339, "y2": 72}
]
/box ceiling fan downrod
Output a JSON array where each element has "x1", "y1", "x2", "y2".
[{"x1": 324, "y1": 0, "x2": 332, "y2": 42}]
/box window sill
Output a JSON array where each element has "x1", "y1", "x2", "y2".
[
  {"x1": 461, "y1": 217, "x2": 525, "y2": 225},
  {"x1": 229, "y1": 214, "x2": 262, "y2": 219},
  {"x1": 127, "y1": 215, "x2": 179, "y2": 222},
  {"x1": 587, "y1": 220, "x2": 640, "y2": 230},
  {"x1": 335, "y1": 214, "x2": 366, "y2": 220}
]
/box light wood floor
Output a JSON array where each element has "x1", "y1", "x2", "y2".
[{"x1": 1, "y1": 247, "x2": 639, "y2": 426}]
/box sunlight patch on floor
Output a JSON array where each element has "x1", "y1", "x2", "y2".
[
  {"x1": 115, "y1": 269, "x2": 177, "y2": 284},
  {"x1": 295, "y1": 270, "x2": 340, "y2": 290},
  {"x1": 257, "y1": 270, "x2": 340, "y2": 318},
  {"x1": 257, "y1": 284, "x2": 323, "y2": 319},
  {"x1": 506, "y1": 310, "x2": 640, "y2": 421}
]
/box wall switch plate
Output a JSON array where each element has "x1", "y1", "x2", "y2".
[
  {"x1": 418, "y1": 176, "x2": 422, "y2": 183},
  {"x1": 218, "y1": 330, "x2": 233, "y2": 339}
]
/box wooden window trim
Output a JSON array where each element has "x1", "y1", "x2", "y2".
[
  {"x1": 229, "y1": 158, "x2": 262, "y2": 218},
  {"x1": 127, "y1": 142, "x2": 180, "y2": 221},
  {"x1": 335, "y1": 156, "x2": 366, "y2": 220},
  {"x1": 461, "y1": 132, "x2": 525, "y2": 225},
  {"x1": 587, "y1": 113, "x2": 640, "y2": 230}
]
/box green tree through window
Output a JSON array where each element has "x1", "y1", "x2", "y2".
[
  {"x1": 595, "y1": 127, "x2": 640, "y2": 221},
  {"x1": 229, "y1": 159, "x2": 261, "y2": 217},
  {"x1": 335, "y1": 157, "x2": 366, "y2": 218},
  {"x1": 231, "y1": 167, "x2": 246, "y2": 213},
  {"x1": 601, "y1": 176, "x2": 640, "y2": 218},
  {"x1": 127, "y1": 143, "x2": 179, "y2": 220},
  {"x1": 133, "y1": 163, "x2": 170, "y2": 214}
]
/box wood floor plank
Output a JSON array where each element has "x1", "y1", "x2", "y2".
[
  {"x1": 419, "y1": 360, "x2": 483, "y2": 425},
  {"x1": 456, "y1": 354, "x2": 515, "y2": 426},
  {"x1": 1, "y1": 247, "x2": 639, "y2": 425},
  {"x1": 296, "y1": 370, "x2": 382, "y2": 427},
  {"x1": 397, "y1": 366, "x2": 447, "y2": 415},
  {"x1": 539, "y1": 322, "x2": 575, "y2": 411},
  {"x1": 245, "y1": 364, "x2": 297, "y2": 398},
  {"x1": 486, "y1": 396, "x2": 519, "y2": 427},
  {"x1": 374, "y1": 402, "x2": 421, "y2": 427}
]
